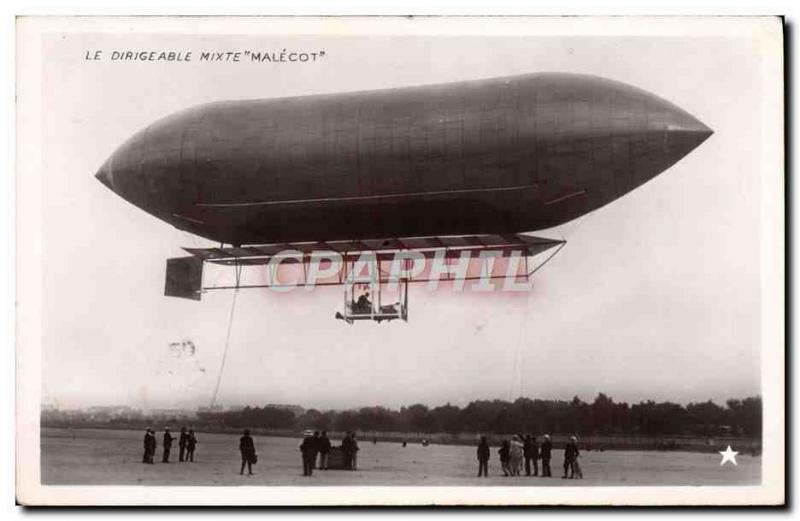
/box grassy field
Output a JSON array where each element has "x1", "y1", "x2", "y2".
[{"x1": 41, "y1": 427, "x2": 760, "y2": 486}]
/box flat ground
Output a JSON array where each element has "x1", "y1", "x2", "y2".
[{"x1": 41, "y1": 427, "x2": 760, "y2": 486}]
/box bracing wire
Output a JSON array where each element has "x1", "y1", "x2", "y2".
[
  {"x1": 508, "y1": 341, "x2": 518, "y2": 402},
  {"x1": 209, "y1": 287, "x2": 240, "y2": 408},
  {"x1": 508, "y1": 292, "x2": 530, "y2": 402},
  {"x1": 519, "y1": 292, "x2": 531, "y2": 399}
]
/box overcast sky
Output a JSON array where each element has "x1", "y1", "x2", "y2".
[{"x1": 38, "y1": 21, "x2": 770, "y2": 411}]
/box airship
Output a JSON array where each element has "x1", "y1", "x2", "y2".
[{"x1": 95, "y1": 72, "x2": 712, "y2": 321}]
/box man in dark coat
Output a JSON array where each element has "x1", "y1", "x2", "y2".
[
  {"x1": 299, "y1": 431, "x2": 317, "y2": 476},
  {"x1": 239, "y1": 429, "x2": 256, "y2": 475},
  {"x1": 355, "y1": 291, "x2": 372, "y2": 314},
  {"x1": 142, "y1": 429, "x2": 148, "y2": 463},
  {"x1": 178, "y1": 426, "x2": 188, "y2": 462},
  {"x1": 498, "y1": 440, "x2": 511, "y2": 476},
  {"x1": 540, "y1": 434, "x2": 553, "y2": 477},
  {"x1": 563, "y1": 436, "x2": 579, "y2": 479},
  {"x1": 350, "y1": 432, "x2": 360, "y2": 470},
  {"x1": 318, "y1": 431, "x2": 332, "y2": 470},
  {"x1": 162, "y1": 427, "x2": 174, "y2": 463},
  {"x1": 477, "y1": 436, "x2": 490, "y2": 477},
  {"x1": 142, "y1": 428, "x2": 156, "y2": 464},
  {"x1": 186, "y1": 429, "x2": 197, "y2": 462},
  {"x1": 311, "y1": 431, "x2": 321, "y2": 469},
  {"x1": 524, "y1": 434, "x2": 539, "y2": 476},
  {"x1": 147, "y1": 429, "x2": 157, "y2": 463},
  {"x1": 341, "y1": 433, "x2": 354, "y2": 470}
]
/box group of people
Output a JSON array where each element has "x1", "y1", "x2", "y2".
[
  {"x1": 238, "y1": 429, "x2": 363, "y2": 477},
  {"x1": 299, "y1": 430, "x2": 329, "y2": 476},
  {"x1": 477, "y1": 434, "x2": 583, "y2": 479},
  {"x1": 141, "y1": 426, "x2": 582, "y2": 480},
  {"x1": 142, "y1": 426, "x2": 197, "y2": 464},
  {"x1": 299, "y1": 430, "x2": 360, "y2": 476}
]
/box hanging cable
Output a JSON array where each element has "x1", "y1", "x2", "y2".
[
  {"x1": 209, "y1": 283, "x2": 240, "y2": 409},
  {"x1": 519, "y1": 291, "x2": 531, "y2": 399},
  {"x1": 508, "y1": 293, "x2": 529, "y2": 402}
]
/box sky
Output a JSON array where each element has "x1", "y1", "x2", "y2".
[{"x1": 37, "y1": 20, "x2": 771, "y2": 411}]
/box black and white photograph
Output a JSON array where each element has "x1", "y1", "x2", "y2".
[{"x1": 14, "y1": 15, "x2": 784, "y2": 506}]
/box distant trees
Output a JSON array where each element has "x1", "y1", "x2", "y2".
[
  {"x1": 197, "y1": 405, "x2": 295, "y2": 429},
  {"x1": 51, "y1": 394, "x2": 763, "y2": 440},
  {"x1": 207, "y1": 394, "x2": 761, "y2": 439},
  {"x1": 402, "y1": 404, "x2": 431, "y2": 433},
  {"x1": 725, "y1": 397, "x2": 762, "y2": 438}
]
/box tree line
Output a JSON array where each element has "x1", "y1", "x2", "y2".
[{"x1": 197, "y1": 394, "x2": 762, "y2": 439}]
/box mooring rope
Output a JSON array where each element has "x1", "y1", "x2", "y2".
[
  {"x1": 209, "y1": 287, "x2": 239, "y2": 408},
  {"x1": 508, "y1": 292, "x2": 531, "y2": 402}
]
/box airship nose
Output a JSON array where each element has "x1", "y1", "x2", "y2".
[
  {"x1": 651, "y1": 98, "x2": 713, "y2": 149},
  {"x1": 95, "y1": 159, "x2": 114, "y2": 190},
  {"x1": 669, "y1": 113, "x2": 713, "y2": 163},
  {"x1": 667, "y1": 110, "x2": 713, "y2": 141},
  {"x1": 694, "y1": 120, "x2": 713, "y2": 138},
  {"x1": 661, "y1": 110, "x2": 714, "y2": 167}
]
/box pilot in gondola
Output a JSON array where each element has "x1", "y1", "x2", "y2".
[{"x1": 354, "y1": 290, "x2": 372, "y2": 314}]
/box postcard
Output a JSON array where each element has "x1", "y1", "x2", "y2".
[{"x1": 15, "y1": 15, "x2": 784, "y2": 506}]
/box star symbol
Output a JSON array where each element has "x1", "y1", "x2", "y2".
[{"x1": 719, "y1": 445, "x2": 738, "y2": 466}]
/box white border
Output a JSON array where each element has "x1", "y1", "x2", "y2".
[{"x1": 14, "y1": 15, "x2": 785, "y2": 506}]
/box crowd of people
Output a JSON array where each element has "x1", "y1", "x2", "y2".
[
  {"x1": 140, "y1": 426, "x2": 362, "y2": 477},
  {"x1": 241, "y1": 429, "x2": 362, "y2": 477},
  {"x1": 141, "y1": 426, "x2": 197, "y2": 464},
  {"x1": 299, "y1": 430, "x2": 360, "y2": 476},
  {"x1": 477, "y1": 434, "x2": 583, "y2": 479},
  {"x1": 141, "y1": 426, "x2": 583, "y2": 480}
]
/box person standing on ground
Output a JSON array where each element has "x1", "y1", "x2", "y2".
[
  {"x1": 162, "y1": 427, "x2": 174, "y2": 463},
  {"x1": 563, "y1": 435, "x2": 580, "y2": 479},
  {"x1": 142, "y1": 428, "x2": 155, "y2": 464},
  {"x1": 540, "y1": 434, "x2": 553, "y2": 477},
  {"x1": 529, "y1": 435, "x2": 540, "y2": 476},
  {"x1": 498, "y1": 440, "x2": 511, "y2": 477},
  {"x1": 239, "y1": 429, "x2": 256, "y2": 475},
  {"x1": 186, "y1": 429, "x2": 197, "y2": 462},
  {"x1": 341, "y1": 433, "x2": 353, "y2": 470},
  {"x1": 523, "y1": 434, "x2": 534, "y2": 476},
  {"x1": 142, "y1": 428, "x2": 149, "y2": 464},
  {"x1": 509, "y1": 435, "x2": 524, "y2": 476},
  {"x1": 351, "y1": 432, "x2": 360, "y2": 470},
  {"x1": 311, "y1": 431, "x2": 321, "y2": 469},
  {"x1": 318, "y1": 430, "x2": 331, "y2": 470},
  {"x1": 299, "y1": 430, "x2": 317, "y2": 476},
  {"x1": 178, "y1": 426, "x2": 188, "y2": 462},
  {"x1": 477, "y1": 436, "x2": 490, "y2": 477},
  {"x1": 146, "y1": 429, "x2": 157, "y2": 464}
]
